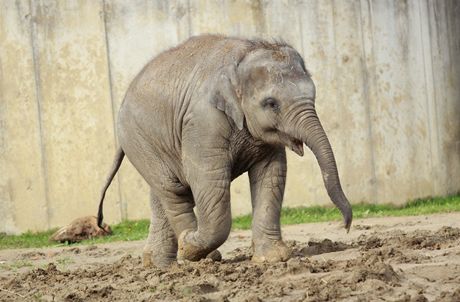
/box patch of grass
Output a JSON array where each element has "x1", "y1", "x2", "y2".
[
  {"x1": 0, "y1": 194, "x2": 459, "y2": 249},
  {"x1": 79, "y1": 219, "x2": 150, "y2": 245},
  {"x1": 0, "y1": 229, "x2": 57, "y2": 250},
  {"x1": 232, "y1": 194, "x2": 460, "y2": 229}
]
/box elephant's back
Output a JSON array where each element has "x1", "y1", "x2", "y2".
[
  {"x1": 121, "y1": 35, "x2": 237, "y2": 118},
  {"x1": 132, "y1": 35, "x2": 249, "y2": 95}
]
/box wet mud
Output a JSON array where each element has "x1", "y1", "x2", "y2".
[{"x1": 1, "y1": 213, "x2": 460, "y2": 301}]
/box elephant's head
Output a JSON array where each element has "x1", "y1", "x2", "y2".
[{"x1": 212, "y1": 41, "x2": 352, "y2": 231}]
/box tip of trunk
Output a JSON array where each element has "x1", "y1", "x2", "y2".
[
  {"x1": 343, "y1": 207, "x2": 352, "y2": 232},
  {"x1": 333, "y1": 192, "x2": 352, "y2": 232}
]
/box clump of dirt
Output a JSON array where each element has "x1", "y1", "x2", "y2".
[
  {"x1": 359, "y1": 233, "x2": 385, "y2": 250},
  {"x1": 297, "y1": 239, "x2": 351, "y2": 256}
]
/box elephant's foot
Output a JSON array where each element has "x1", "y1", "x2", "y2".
[
  {"x1": 142, "y1": 241, "x2": 177, "y2": 269},
  {"x1": 177, "y1": 229, "x2": 214, "y2": 261},
  {"x1": 144, "y1": 249, "x2": 221, "y2": 268},
  {"x1": 252, "y1": 240, "x2": 291, "y2": 263},
  {"x1": 142, "y1": 250, "x2": 176, "y2": 269}
]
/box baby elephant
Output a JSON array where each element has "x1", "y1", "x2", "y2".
[{"x1": 97, "y1": 34, "x2": 352, "y2": 268}]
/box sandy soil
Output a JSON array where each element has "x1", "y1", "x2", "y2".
[{"x1": 1, "y1": 213, "x2": 460, "y2": 301}]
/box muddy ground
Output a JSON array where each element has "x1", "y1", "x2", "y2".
[{"x1": 1, "y1": 213, "x2": 460, "y2": 301}]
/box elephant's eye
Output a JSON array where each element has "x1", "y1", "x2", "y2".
[{"x1": 261, "y1": 98, "x2": 280, "y2": 112}]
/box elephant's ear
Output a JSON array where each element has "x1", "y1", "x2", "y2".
[{"x1": 211, "y1": 64, "x2": 244, "y2": 130}]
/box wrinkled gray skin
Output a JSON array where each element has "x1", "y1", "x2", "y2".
[{"x1": 97, "y1": 35, "x2": 352, "y2": 268}]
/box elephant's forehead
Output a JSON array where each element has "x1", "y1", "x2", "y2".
[
  {"x1": 247, "y1": 61, "x2": 310, "y2": 89},
  {"x1": 270, "y1": 64, "x2": 310, "y2": 83},
  {"x1": 242, "y1": 48, "x2": 306, "y2": 74},
  {"x1": 241, "y1": 47, "x2": 314, "y2": 98},
  {"x1": 270, "y1": 77, "x2": 316, "y2": 100}
]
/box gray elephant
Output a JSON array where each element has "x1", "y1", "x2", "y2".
[{"x1": 97, "y1": 34, "x2": 352, "y2": 268}]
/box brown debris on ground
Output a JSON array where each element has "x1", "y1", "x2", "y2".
[
  {"x1": 49, "y1": 216, "x2": 112, "y2": 243},
  {"x1": 1, "y1": 213, "x2": 460, "y2": 301}
]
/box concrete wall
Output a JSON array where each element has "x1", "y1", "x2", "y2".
[{"x1": 1, "y1": 0, "x2": 459, "y2": 234}]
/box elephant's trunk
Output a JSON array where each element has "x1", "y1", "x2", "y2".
[{"x1": 295, "y1": 106, "x2": 353, "y2": 231}]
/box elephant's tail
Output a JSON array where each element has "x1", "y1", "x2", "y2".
[{"x1": 97, "y1": 147, "x2": 125, "y2": 229}]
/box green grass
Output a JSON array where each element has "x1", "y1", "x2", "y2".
[
  {"x1": 233, "y1": 194, "x2": 460, "y2": 229},
  {"x1": 0, "y1": 229, "x2": 57, "y2": 250},
  {"x1": 1, "y1": 194, "x2": 459, "y2": 250}
]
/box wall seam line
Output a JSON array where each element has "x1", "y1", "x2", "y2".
[
  {"x1": 29, "y1": 0, "x2": 51, "y2": 229},
  {"x1": 358, "y1": 0, "x2": 378, "y2": 203},
  {"x1": 442, "y1": 0, "x2": 455, "y2": 191},
  {"x1": 428, "y1": 0, "x2": 442, "y2": 192},
  {"x1": 0, "y1": 5, "x2": 14, "y2": 231},
  {"x1": 330, "y1": 1, "x2": 349, "y2": 195},
  {"x1": 102, "y1": 0, "x2": 125, "y2": 221},
  {"x1": 417, "y1": 0, "x2": 437, "y2": 195}
]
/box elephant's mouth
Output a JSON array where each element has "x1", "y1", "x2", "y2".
[
  {"x1": 278, "y1": 132, "x2": 304, "y2": 156},
  {"x1": 289, "y1": 139, "x2": 304, "y2": 156}
]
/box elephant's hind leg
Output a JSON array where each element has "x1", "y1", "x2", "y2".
[{"x1": 143, "y1": 189, "x2": 178, "y2": 268}]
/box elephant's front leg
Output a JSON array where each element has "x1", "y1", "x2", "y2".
[
  {"x1": 249, "y1": 148, "x2": 291, "y2": 262},
  {"x1": 178, "y1": 150, "x2": 232, "y2": 261}
]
